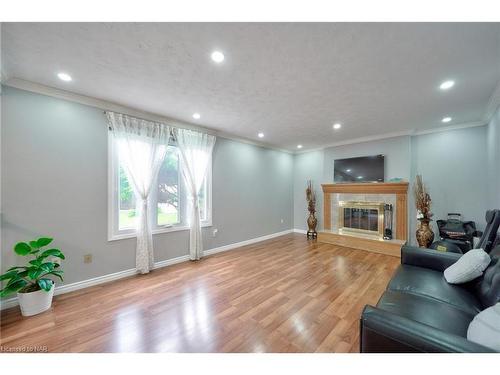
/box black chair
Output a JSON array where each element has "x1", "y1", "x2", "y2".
[
  {"x1": 476, "y1": 209, "x2": 500, "y2": 251},
  {"x1": 430, "y1": 209, "x2": 500, "y2": 254}
]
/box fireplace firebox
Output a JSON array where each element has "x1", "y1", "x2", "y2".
[{"x1": 338, "y1": 201, "x2": 386, "y2": 238}]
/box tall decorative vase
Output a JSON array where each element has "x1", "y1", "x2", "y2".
[
  {"x1": 413, "y1": 175, "x2": 434, "y2": 248},
  {"x1": 307, "y1": 213, "x2": 318, "y2": 239},
  {"x1": 306, "y1": 180, "x2": 317, "y2": 239},
  {"x1": 416, "y1": 219, "x2": 434, "y2": 248}
]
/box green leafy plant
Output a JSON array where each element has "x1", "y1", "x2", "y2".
[{"x1": 0, "y1": 237, "x2": 65, "y2": 297}]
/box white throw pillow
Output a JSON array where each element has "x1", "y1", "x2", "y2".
[
  {"x1": 443, "y1": 248, "x2": 491, "y2": 284},
  {"x1": 467, "y1": 303, "x2": 500, "y2": 351}
]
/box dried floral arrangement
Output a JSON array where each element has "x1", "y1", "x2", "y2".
[
  {"x1": 305, "y1": 180, "x2": 318, "y2": 238},
  {"x1": 306, "y1": 180, "x2": 316, "y2": 214},
  {"x1": 413, "y1": 174, "x2": 433, "y2": 221}
]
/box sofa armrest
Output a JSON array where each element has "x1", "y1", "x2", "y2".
[
  {"x1": 401, "y1": 245, "x2": 462, "y2": 272},
  {"x1": 360, "y1": 305, "x2": 495, "y2": 353}
]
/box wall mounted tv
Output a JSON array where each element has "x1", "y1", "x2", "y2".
[{"x1": 334, "y1": 155, "x2": 385, "y2": 183}]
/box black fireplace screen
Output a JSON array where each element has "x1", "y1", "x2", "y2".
[{"x1": 343, "y1": 208, "x2": 379, "y2": 232}]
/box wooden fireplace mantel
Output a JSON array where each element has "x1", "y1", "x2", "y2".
[
  {"x1": 321, "y1": 182, "x2": 409, "y2": 242},
  {"x1": 321, "y1": 182, "x2": 409, "y2": 195}
]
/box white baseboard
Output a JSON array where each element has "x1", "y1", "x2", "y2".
[
  {"x1": 0, "y1": 229, "x2": 293, "y2": 310},
  {"x1": 153, "y1": 255, "x2": 191, "y2": 269},
  {"x1": 203, "y1": 229, "x2": 293, "y2": 256},
  {"x1": 293, "y1": 228, "x2": 308, "y2": 234}
]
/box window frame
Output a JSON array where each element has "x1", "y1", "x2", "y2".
[{"x1": 108, "y1": 131, "x2": 212, "y2": 241}]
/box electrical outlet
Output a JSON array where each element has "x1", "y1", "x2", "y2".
[
  {"x1": 213, "y1": 228, "x2": 218, "y2": 237},
  {"x1": 281, "y1": 218, "x2": 284, "y2": 224},
  {"x1": 83, "y1": 254, "x2": 92, "y2": 264}
]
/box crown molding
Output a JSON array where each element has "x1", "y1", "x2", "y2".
[
  {"x1": 3, "y1": 77, "x2": 490, "y2": 156},
  {"x1": 4, "y1": 77, "x2": 216, "y2": 133},
  {"x1": 483, "y1": 78, "x2": 500, "y2": 122},
  {"x1": 294, "y1": 121, "x2": 487, "y2": 155},
  {"x1": 411, "y1": 121, "x2": 486, "y2": 136},
  {"x1": 3, "y1": 77, "x2": 292, "y2": 154},
  {"x1": 295, "y1": 130, "x2": 412, "y2": 155},
  {"x1": 215, "y1": 131, "x2": 293, "y2": 154}
]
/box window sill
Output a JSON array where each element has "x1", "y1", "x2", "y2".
[{"x1": 108, "y1": 220, "x2": 213, "y2": 242}]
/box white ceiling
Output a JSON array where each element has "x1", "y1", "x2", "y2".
[{"x1": 2, "y1": 23, "x2": 500, "y2": 151}]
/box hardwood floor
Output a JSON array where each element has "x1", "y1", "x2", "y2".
[{"x1": 0, "y1": 233, "x2": 400, "y2": 353}]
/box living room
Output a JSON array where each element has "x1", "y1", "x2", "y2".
[{"x1": 1, "y1": 1, "x2": 500, "y2": 373}]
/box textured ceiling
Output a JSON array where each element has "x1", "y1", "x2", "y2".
[{"x1": 2, "y1": 23, "x2": 500, "y2": 151}]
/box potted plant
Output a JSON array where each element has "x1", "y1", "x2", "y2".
[{"x1": 0, "y1": 237, "x2": 65, "y2": 316}]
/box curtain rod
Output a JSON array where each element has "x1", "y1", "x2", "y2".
[
  {"x1": 103, "y1": 110, "x2": 164, "y2": 124},
  {"x1": 103, "y1": 110, "x2": 216, "y2": 136},
  {"x1": 103, "y1": 110, "x2": 175, "y2": 135}
]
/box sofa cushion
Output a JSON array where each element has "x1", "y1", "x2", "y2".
[
  {"x1": 467, "y1": 303, "x2": 500, "y2": 351},
  {"x1": 443, "y1": 248, "x2": 491, "y2": 284},
  {"x1": 474, "y1": 246, "x2": 500, "y2": 308},
  {"x1": 377, "y1": 290, "x2": 475, "y2": 337},
  {"x1": 387, "y1": 265, "x2": 482, "y2": 315}
]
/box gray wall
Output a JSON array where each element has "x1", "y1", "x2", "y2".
[
  {"x1": 411, "y1": 126, "x2": 489, "y2": 235},
  {"x1": 323, "y1": 136, "x2": 412, "y2": 182},
  {"x1": 293, "y1": 136, "x2": 411, "y2": 231},
  {"x1": 1, "y1": 86, "x2": 293, "y2": 286},
  {"x1": 293, "y1": 128, "x2": 491, "y2": 242},
  {"x1": 487, "y1": 107, "x2": 500, "y2": 206},
  {"x1": 2, "y1": 84, "x2": 497, "y2": 289},
  {"x1": 293, "y1": 150, "x2": 324, "y2": 231}
]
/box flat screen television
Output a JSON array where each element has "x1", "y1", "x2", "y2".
[{"x1": 334, "y1": 155, "x2": 385, "y2": 183}]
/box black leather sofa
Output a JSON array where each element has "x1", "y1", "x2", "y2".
[{"x1": 360, "y1": 245, "x2": 500, "y2": 352}]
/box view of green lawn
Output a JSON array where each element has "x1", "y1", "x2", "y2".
[{"x1": 119, "y1": 209, "x2": 179, "y2": 228}]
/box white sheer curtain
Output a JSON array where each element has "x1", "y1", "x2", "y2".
[
  {"x1": 174, "y1": 128, "x2": 216, "y2": 260},
  {"x1": 107, "y1": 112, "x2": 171, "y2": 273}
]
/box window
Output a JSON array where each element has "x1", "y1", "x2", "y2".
[
  {"x1": 118, "y1": 164, "x2": 137, "y2": 230},
  {"x1": 108, "y1": 133, "x2": 212, "y2": 240},
  {"x1": 156, "y1": 147, "x2": 180, "y2": 226}
]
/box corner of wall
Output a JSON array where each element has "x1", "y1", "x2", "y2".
[
  {"x1": 292, "y1": 149, "x2": 326, "y2": 231},
  {"x1": 486, "y1": 106, "x2": 500, "y2": 206}
]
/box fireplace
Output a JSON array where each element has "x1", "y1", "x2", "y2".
[
  {"x1": 338, "y1": 201, "x2": 385, "y2": 238},
  {"x1": 318, "y1": 183, "x2": 408, "y2": 258}
]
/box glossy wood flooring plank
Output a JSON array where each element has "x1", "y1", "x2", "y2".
[{"x1": 0, "y1": 233, "x2": 399, "y2": 353}]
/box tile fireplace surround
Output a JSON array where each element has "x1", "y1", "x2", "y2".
[{"x1": 318, "y1": 182, "x2": 409, "y2": 257}]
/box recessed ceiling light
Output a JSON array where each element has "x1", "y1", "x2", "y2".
[
  {"x1": 211, "y1": 51, "x2": 225, "y2": 63},
  {"x1": 346, "y1": 169, "x2": 351, "y2": 172},
  {"x1": 442, "y1": 117, "x2": 452, "y2": 123},
  {"x1": 258, "y1": 132, "x2": 264, "y2": 138},
  {"x1": 333, "y1": 123, "x2": 342, "y2": 130},
  {"x1": 439, "y1": 80, "x2": 455, "y2": 90},
  {"x1": 192, "y1": 113, "x2": 201, "y2": 120},
  {"x1": 57, "y1": 72, "x2": 72, "y2": 82},
  {"x1": 297, "y1": 144, "x2": 303, "y2": 149}
]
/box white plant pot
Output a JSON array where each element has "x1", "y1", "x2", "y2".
[{"x1": 17, "y1": 282, "x2": 55, "y2": 317}]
